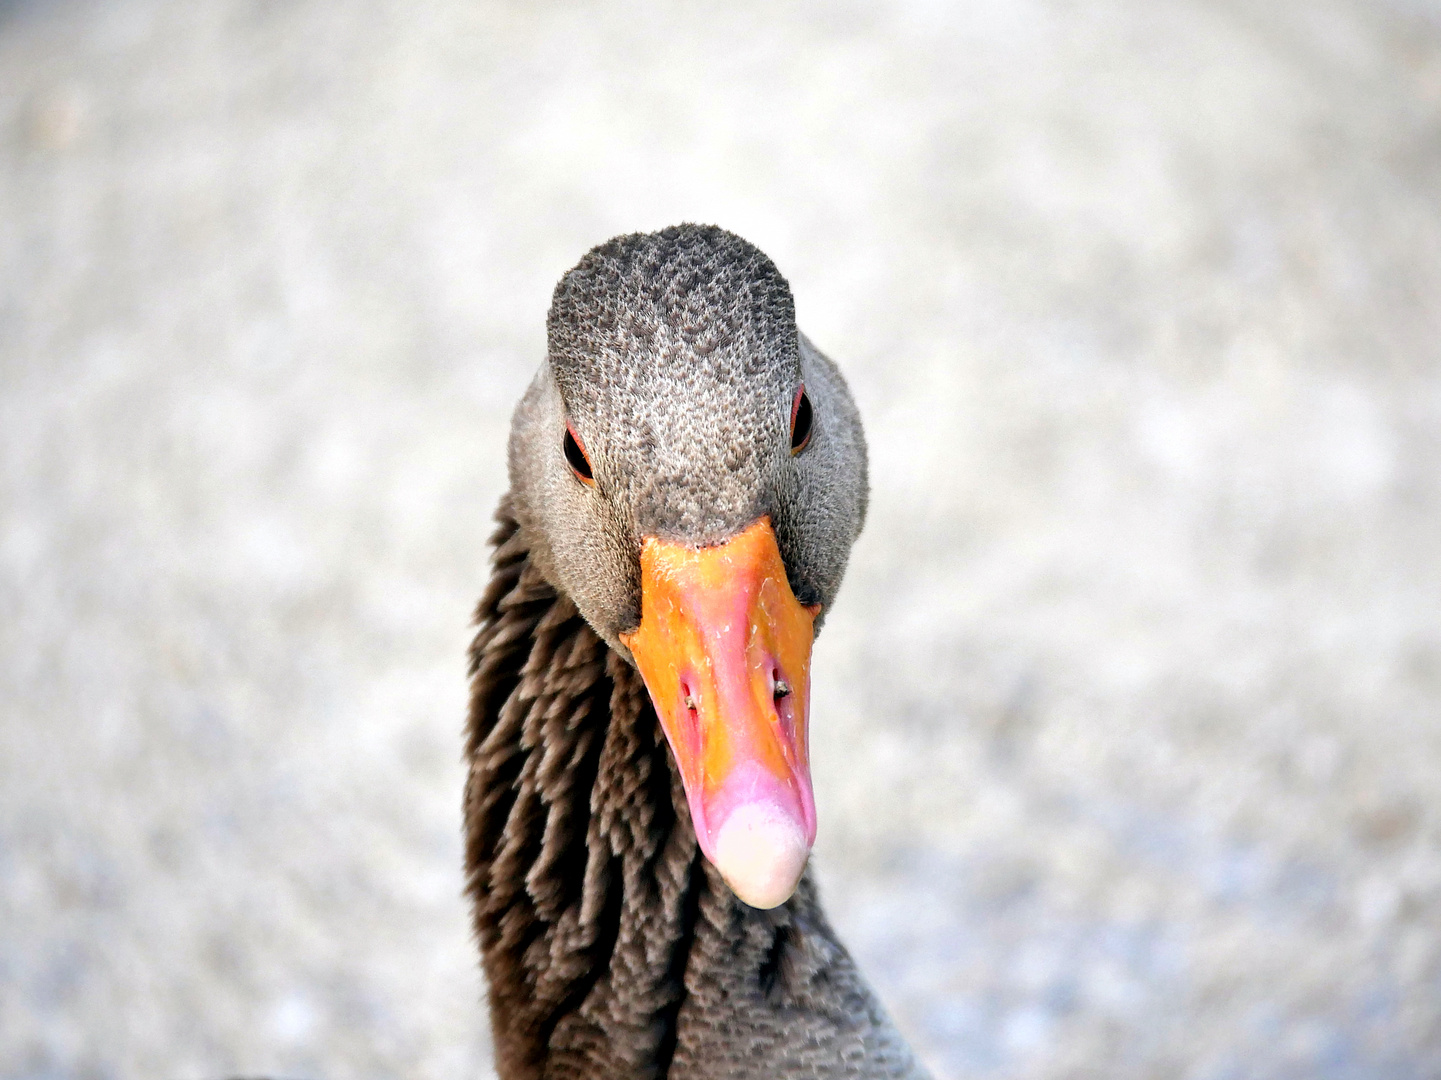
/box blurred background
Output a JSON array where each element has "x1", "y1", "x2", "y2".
[{"x1": 3, "y1": 0, "x2": 1440, "y2": 1077}]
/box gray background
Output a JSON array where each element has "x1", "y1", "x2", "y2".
[{"x1": 3, "y1": 0, "x2": 1440, "y2": 1077}]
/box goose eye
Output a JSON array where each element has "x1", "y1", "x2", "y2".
[
  {"x1": 789, "y1": 385, "x2": 813, "y2": 454},
  {"x1": 563, "y1": 421, "x2": 595, "y2": 485}
]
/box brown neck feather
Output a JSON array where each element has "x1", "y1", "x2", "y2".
[{"x1": 465, "y1": 496, "x2": 926, "y2": 1080}]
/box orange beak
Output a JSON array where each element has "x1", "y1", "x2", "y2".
[{"x1": 620, "y1": 517, "x2": 818, "y2": 908}]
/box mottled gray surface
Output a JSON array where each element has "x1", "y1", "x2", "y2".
[{"x1": 2, "y1": 1, "x2": 1439, "y2": 1078}]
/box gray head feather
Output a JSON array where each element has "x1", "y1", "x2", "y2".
[{"x1": 508, "y1": 224, "x2": 869, "y2": 654}]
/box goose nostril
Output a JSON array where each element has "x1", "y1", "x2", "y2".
[
  {"x1": 677, "y1": 683, "x2": 703, "y2": 756},
  {"x1": 770, "y1": 663, "x2": 792, "y2": 700}
]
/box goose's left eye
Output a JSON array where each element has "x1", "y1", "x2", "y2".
[
  {"x1": 789, "y1": 385, "x2": 813, "y2": 454},
  {"x1": 563, "y1": 421, "x2": 595, "y2": 485}
]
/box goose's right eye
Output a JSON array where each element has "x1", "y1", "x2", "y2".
[
  {"x1": 789, "y1": 384, "x2": 813, "y2": 454},
  {"x1": 563, "y1": 421, "x2": 595, "y2": 485}
]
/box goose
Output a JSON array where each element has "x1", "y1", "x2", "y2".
[{"x1": 465, "y1": 224, "x2": 929, "y2": 1079}]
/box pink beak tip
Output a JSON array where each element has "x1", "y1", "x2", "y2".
[{"x1": 710, "y1": 801, "x2": 811, "y2": 909}]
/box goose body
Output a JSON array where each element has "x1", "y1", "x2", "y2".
[{"x1": 465, "y1": 226, "x2": 928, "y2": 1079}]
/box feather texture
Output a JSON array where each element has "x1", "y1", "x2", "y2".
[{"x1": 465, "y1": 497, "x2": 928, "y2": 1080}]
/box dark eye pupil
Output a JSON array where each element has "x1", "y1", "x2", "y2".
[
  {"x1": 790, "y1": 392, "x2": 813, "y2": 451},
  {"x1": 564, "y1": 427, "x2": 593, "y2": 480}
]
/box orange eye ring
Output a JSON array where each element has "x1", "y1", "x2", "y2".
[
  {"x1": 789, "y1": 385, "x2": 813, "y2": 454},
  {"x1": 563, "y1": 420, "x2": 595, "y2": 485}
]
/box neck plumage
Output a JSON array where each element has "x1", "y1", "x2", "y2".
[{"x1": 464, "y1": 496, "x2": 926, "y2": 1080}]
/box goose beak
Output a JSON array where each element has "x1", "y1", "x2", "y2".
[{"x1": 621, "y1": 517, "x2": 818, "y2": 909}]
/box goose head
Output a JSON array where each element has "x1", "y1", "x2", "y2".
[{"x1": 507, "y1": 225, "x2": 868, "y2": 909}]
